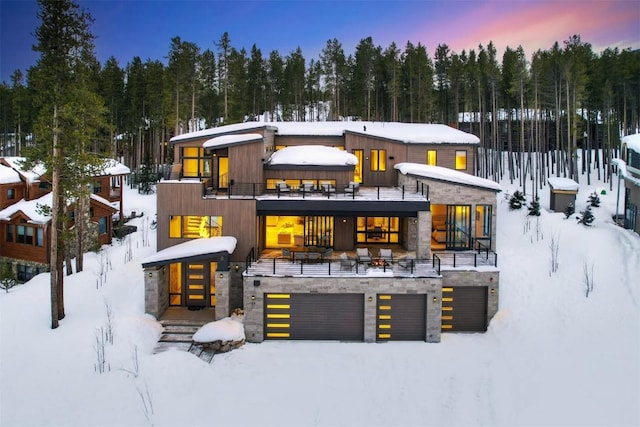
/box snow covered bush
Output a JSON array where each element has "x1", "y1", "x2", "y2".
[
  {"x1": 577, "y1": 205, "x2": 595, "y2": 226},
  {"x1": 509, "y1": 190, "x2": 526, "y2": 210}
]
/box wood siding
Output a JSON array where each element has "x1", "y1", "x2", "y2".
[
  {"x1": 229, "y1": 141, "x2": 265, "y2": 185},
  {"x1": 0, "y1": 219, "x2": 49, "y2": 265},
  {"x1": 156, "y1": 181, "x2": 257, "y2": 261},
  {"x1": 0, "y1": 183, "x2": 25, "y2": 210}
]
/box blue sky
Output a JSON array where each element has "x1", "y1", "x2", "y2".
[{"x1": 1, "y1": 0, "x2": 639, "y2": 84}]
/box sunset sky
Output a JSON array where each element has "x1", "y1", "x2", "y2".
[{"x1": 1, "y1": 0, "x2": 639, "y2": 83}]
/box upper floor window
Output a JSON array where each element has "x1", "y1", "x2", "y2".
[
  {"x1": 370, "y1": 149, "x2": 386, "y2": 172},
  {"x1": 455, "y1": 150, "x2": 467, "y2": 170},
  {"x1": 16, "y1": 225, "x2": 34, "y2": 245},
  {"x1": 352, "y1": 149, "x2": 363, "y2": 183},
  {"x1": 92, "y1": 181, "x2": 102, "y2": 194},
  {"x1": 98, "y1": 217, "x2": 108, "y2": 235},
  {"x1": 427, "y1": 150, "x2": 437, "y2": 166},
  {"x1": 6, "y1": 224, "x2": 13, "y2": 242},
  {"x1": 169, "y1": 215, "x2": 223, "y2": 239},
  {"x1": 7, "y1": 188, "x2": 15, "y2": 200},
  {"x1": 181, "y1": 147, "x2": 211, "y2": 178}
]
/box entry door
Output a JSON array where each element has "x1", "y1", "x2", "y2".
[
  {"x1": 446, "y1": 205, "x2": 471, "y2": 250},
  {"x1": 185, "y1": 262, "x2": 209, "y2": 308},
  {"x1": 217, "y1": 157, "x2": 229, "y2": 189}
]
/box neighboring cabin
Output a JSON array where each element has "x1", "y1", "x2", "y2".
[
  {"x1": 0, "y1": 157, "x2": 130, "y2": 282},
  {"x1": 143, "y1": 121, "x2": 501, "y2": 344}
]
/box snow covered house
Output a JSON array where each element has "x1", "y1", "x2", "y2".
[
  {"x1": 616, "y1": 134, "x2": 640, "y2": 234},
  {"x1": 0, "y1": 157, "x2": 129, "y2": 281},
  {"x1": 145, "y1": 121, "x2": 501, "y2": 343}
]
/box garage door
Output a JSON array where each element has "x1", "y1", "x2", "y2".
[
  {"x1": 377, "y1": 294, "x2": 427, "y2": 341},
  {"x1": 264, "y1": 293, "x2": 364, "y2": 341},
  {"x1": 441, "y1": 286, "x2": 487, "y2": 332}
]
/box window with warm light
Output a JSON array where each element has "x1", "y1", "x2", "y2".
[
  {"x1": 352, "y1": 149, "x2": 363, "y2": 183},
  {"x1": 169, "y1": 215, "x2": 223, "y2": 238},
  {"x1": 181, "y1": 147, "x2": 211, "y2": 178},
  {"x1": 370, "y1": 149, "x2": 386, "y2": 171},
  {"x1": 427, "y1": 150, "x2": 437, "y2": 166},
  {"x1": 455, "y1": 150, "x2": 467, "y2": 170}
]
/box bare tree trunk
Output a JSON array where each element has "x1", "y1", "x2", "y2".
[{"x1": 50, "y1": 105, "x2": 60, "y2": 329}]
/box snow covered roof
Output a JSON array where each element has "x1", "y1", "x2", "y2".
[
  {"x1": 203, "y1": 133, "x2": 263, "y2": 149},
  {"x1": 612, "y1": 158, "x2": 640, "y2": 187},
  {"x1": 102, "y1": 159, "x2": 130, "y2": 176},
  {"x1": 622, "y1": 133, "x2": 640, "y2": 154},
  {"x1": 1, "y1": 157, "x2": 46, "y2": 183},
  {"x1": 548, "y1": 177, "x2": 579, "y2": 191},
  {"x1": 395, "y1": 163, "x2": 502, "y2": 192},
  {"x1": 267, "y1": 145, "x2": 358, "y2": 166},
  {"x1": 0, "y1": 164, "x2": 21, "y2": 184},
  {"x1": 0, "y1": 193, "x2": 117, "y2": 224},
  {"x1": 171, "y1": 121, "x2": 479, "y2": 145},
  {"x1": 141, "y1": 236, "x2": 238, "y2": 267}
]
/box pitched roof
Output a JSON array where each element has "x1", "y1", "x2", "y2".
[
  {"x1": 0, "y1": 164, "x2": 21, "y2": 184},
  {"x1": 0, "y1": 193, "x2": 117, "y2": 224}
]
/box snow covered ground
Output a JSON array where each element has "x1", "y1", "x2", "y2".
[{"x1": 1, "y1": 171, "x2": 639, "y2": 427}]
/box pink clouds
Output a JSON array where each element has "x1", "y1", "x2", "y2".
[{"x1": 416, "y1": 0, "x2": 639, "y2": 58}]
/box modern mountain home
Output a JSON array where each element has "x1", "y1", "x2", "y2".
[
  {"x1": 143, "y1": 121, "x2": 501, "y2": 343},
  {"x1": 615, "y1": 133, "x2": 640, "y2": 234},
  {"x1": 0, "y1": 157, "x2": 130, "y2": 281}
]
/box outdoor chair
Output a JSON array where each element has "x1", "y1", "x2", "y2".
[
  {"x1": 281, "y1": 248, "x2": 291, "y2": 261},
  {"x1": 378, "y1": 248, "x2": 394, "y2": 262},
  {"x1": 294, "y1": 252, "x2": 307, "y2": 263},
  {"x1": 344, "y1": 181, "x2": 359, "y2": 196},
  {"x1": 276, "y1": 182, "x2": 291, "y2": 195},
  {"x1": 398, "y1": 254, "x2": 416, "y2": 270},
  {"x1": 339, "y1": 252, "x2": 356, "y2": 270},
  {"x1": 300, "y1": 182, "x2": 315, "y2": 193},
  {"x1": 307, "y1": 252, "x2": 321, "y2": 263},
  {"x1": 321, "y1": 183, "x2": 336, "y2": 196},
  {"x1": 356, "y1": 248, "x2": 372, "y2": 263}
]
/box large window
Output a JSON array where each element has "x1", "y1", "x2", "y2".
[
  {"x1": 455, "y1": 150, "x2": 467, "y2": 170},
  {"x1": 17, "y1": 264, "x2": 41, "y2": 282},
  {"x1": 475, "y1": 205, "x2": 492, "y2": 249},
  {"x1": 427, "y1": 150, "x2": 437, "y2": 166},
  {"x1": 16, "y1": 224, "x2": 34, "y2": 245},
  {"x1": 181, "y1": 147, "x2": 211, "y2": 178},
  {"x1": 356, "y1": 216, "x2": 399, "y2": 243},
  {"x1": 370, "y1": 149, "x2": 386, "y2": 171},
  {"x1": 169, "y1": 215, "x2": 223, "y2": 239}
]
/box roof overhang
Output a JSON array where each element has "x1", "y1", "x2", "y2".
[{"x1": 256, "y1": 199, "x2": 429, "y2": 217}]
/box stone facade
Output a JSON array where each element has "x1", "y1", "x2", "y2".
[
  {"x1": 243, "y1": 275, "x2": 443, "y2": 343},
  {"x1": 144, "y1": 265, "x2": 168, "y2": 318}
]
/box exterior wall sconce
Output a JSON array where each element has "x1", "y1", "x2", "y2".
[
  {"x1": 490, "y1": 288, "x2": 496, "y2": 294},
  {"x1": 234, "y1": 264, "x2": 240, "y2": 272},
  {"x1": 219, "y1": 273, "x2": 224, "y2": 278},
  {"x1": 251, "y1": 295, "x2": 256, "y2": 301},
  {"x1": 433, "y1": 296, "x2": 438, "y2": 303},
  {"x1": 148, "y1": 272, "x2": 153, "y2": 277},
  {"x1": 342, "y1": 218, "x2": 347, "y2": 223},
  {"x1": 368, "y1": 296, "x2": 373, "y2": 302}
]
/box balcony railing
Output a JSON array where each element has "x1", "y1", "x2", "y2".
[{"x1": 199, "y1": 180, "x2": 429, "y2": 201}]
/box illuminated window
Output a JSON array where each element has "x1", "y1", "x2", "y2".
[
  {"x1": 181, "y1": 147, "x2": 210, "y2": 178},
  {"x1": 427, "y1": 150, "x2": 437, "y2": 166},
  {"x1": 370, "y1": 149, "x2": 386, "y2": 171},
  {"x1": 455, "y1": 150, "x2": 467, "y2": 170},
  {"x1": 169, "y1": 215, "x2": 223, "y2": 238},
  {"x1": 352, "y1": 149, "x2": 363, "y2": 183},
  {"x1": 356, "y1": 216, "x2": 399, "y2": 243}
]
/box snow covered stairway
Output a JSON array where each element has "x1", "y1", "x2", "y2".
[{"x1": 154, "y1": 320, "x2": 207, "y2": 354}]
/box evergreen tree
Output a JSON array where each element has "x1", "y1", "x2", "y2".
[
  {"x1": 528, "y1": 195, "x2": 541, "y2": 216},
  {"x1": 577, "y1": 205, "x2": 595, "y2": 226},
  {"x1": 27, "y1": 0, "x2": 102, "y2": 328},
  {"x1": 588, "y1": 191, "x2": 601, "y2": 207},
  {"x1": 0, "y1": 262, "x2": 17, "y2": 292},
  {"x1": 509, "y1": 190, "x2": 526, "y2": 210},
  {"x1": 564, "y1": 202, "x2": 575, "y2": 219}
]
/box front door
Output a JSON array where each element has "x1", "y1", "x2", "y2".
[{"x1": 185, "y1": 262, "x2": 209, "y2": 308}]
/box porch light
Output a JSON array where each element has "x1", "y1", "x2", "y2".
[
  {"x1": 433, "y1": 297, "x2": 438, "y2": 303},
  {"x1": 251, "y1": 295, "x2": 256, "y2": 301},
  {"x1": 368, "y1": 296, "x2": 373, "y2": 302},
  {"x1": 490, "y1": 288, "x2": 496, "y2": 294},
  {"x1": 234, "y1": 264, "x2": 240, "y2": 272}
]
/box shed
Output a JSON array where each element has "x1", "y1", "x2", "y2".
[{"x1": 548, "y1": 177, "x2": 579, "y2": 212}]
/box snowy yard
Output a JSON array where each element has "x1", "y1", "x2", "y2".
[{"x1": 1, "y1": 174, "x2": 639, "y2": 427}]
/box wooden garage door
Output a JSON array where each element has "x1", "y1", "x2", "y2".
[
  {"x1": 441, "y1": 286, "x2": 488, "y2": 332},
  {"x1": 264, "y1": 293, "x2": 364, "y2": 341},
  {"x1": 377, "y1": 294, "x2": 426, "y2": 341}
]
